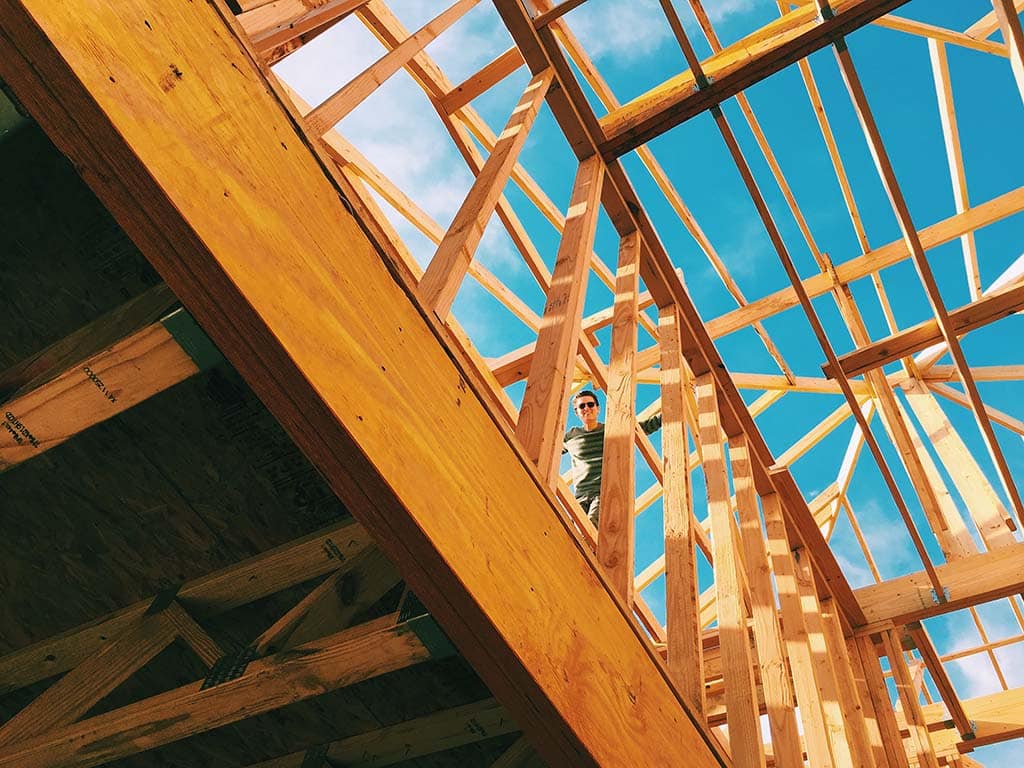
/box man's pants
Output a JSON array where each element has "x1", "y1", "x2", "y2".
[{"x1": 577, "y1": 495, "x2": 600, "y2": 527}]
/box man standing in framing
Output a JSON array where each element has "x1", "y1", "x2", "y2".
[{"x1": 563, "y1": 390, "x2": 662, "y2": 526}]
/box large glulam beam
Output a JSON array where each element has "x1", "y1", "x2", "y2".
[
  {"x1": 599, "y1": 0, "x2": 910, "y2": 157},
  {"x1": 0, "y1": 2, "x2": 723, "y2": 765}
]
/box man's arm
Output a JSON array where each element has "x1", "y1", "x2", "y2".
[{"x1": 640, "y1": 413, "x2": 662, "y2": 435}]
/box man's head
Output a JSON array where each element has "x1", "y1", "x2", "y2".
[{"x1": 573, "y1": 390, "x2": 600, "y2": 430}]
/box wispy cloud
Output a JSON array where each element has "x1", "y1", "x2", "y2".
[
  {"x1": 565, "y1": 0, "x2": 772, "y2": 63},
  {"x1": 275, "y1": 17, "x2": 474, "y2": 243},
  {"x1": 947, "y1": 632, "x2": 1003, "y2": 699},
  {"x1": 567, "y1": 0, "x2": 673, "y2": 62},
  {"x1": 834, "y1": 550, "x2": 874, "y2": 589}
]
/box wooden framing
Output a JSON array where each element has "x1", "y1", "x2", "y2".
[
  {"x1": 420, "y1": 68, "x2": 553, "y2": 317},
  {"x1": 0, "y1": 520, "x2": 371, "y2": 696},
  {"x1": 0, "y1": 1, "x2": 724, "y2": 764},
  {"x1": 1, "y1": 0, "x2": 1022, "y2": 764},
  {"x1": 599, "y1": 0, "x2": 911, "y2": 156},
  {"x1": 0, "y1": 614, "x2": 435, "y2": 768},
  {"x1": 0, "y1": 296, "x2": 216, "y2": 470},
  {"x1": 696, "y1": 374, "x2": 765, "y2": 768},
  {"x1": 515, "y1": 155, "x2": 604, "y2": 487}
]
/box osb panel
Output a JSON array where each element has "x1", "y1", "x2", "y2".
[
  {"x1": 0, "y1": 366, "x2": 348, "y2": 656},
  {"x1": 0, "y1": 124, "x2": 161, "y2": 367}
]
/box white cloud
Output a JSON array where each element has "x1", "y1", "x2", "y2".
[
  {"x1": 564, "y1": 0, "x2": 771, "y2": 63},
  {"x1": 834, "y1": 550, "x2": 874, "y2": 589},
  {"x1": 705, "y1": 0, "x2": 771, "y2": 23},
  {"x1": 567, "y1": 0, "x2": 674, "y2": 63},
  {"x1": 947, "y1": 635, "x2": 1003, "y2": 700},
  {"x1": 274, "y1": 18, "x2": 476, "y2": 249}
]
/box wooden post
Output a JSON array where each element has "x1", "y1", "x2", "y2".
[
  {"x1": 820, "y1": 600, "x2": 877, "y2": 767},
  {"x1": 881, "y1": 629, "x2": 941, "y2": 768},
  {"x1": 854, "y1": 635, "x2": 912, "y2": 768},
  {"x1": 696, "y1": 374, "x2": 765, "y2": 768},
  {"x1": 598, "y1": 230, "x2": 641, "y2": 600},
  {"x1": 791, "y1": 549, "x2": 855, "y2": 766},
  {"x1": 516, "y1": 155, "x2": 604, "y2": 487},
  {"x1": 763, "y1": 492, "x2": 836, "y2": 768},
  {"x1": 846, "y1": 634, "x2": 891, "y2": 768},
  {"x1": 730, "y1": 435, "x2": 802, "y2": 768},
  {"x1": 658, "y1": 302, "x2": 704, "y2": 716}
]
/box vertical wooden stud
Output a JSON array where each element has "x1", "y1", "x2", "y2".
[
  {"x1": 659, "y1": 302, "x2": 704, "y2": 716},
  {"x1": 598, "y1": 230, "x2": 641, "y2": 600}
]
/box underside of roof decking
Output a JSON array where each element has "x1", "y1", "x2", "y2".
[{"x1": 1, "y1": 0, "x2": 1023, "y2": 766}]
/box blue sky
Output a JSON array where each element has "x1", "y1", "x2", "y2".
[{"x1": 275, "y1": 1, "x2": 1024, "y2": 762}]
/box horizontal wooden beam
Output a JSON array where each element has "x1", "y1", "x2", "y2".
[
  {"x1": 826, "y1": 282, "x2": 1024, "y2": 378},
  {"x1": 855, "y1": 542, "x2": 1024, "y2": 626},
  {"x1": 924, "y1": 686, "x2": 1024, "y2": 751},
  {"x1": 0, "y1": 520, "x2": 371, "y2": 697},
  {"x1": 0, "y1": 614, "x2": 435, "y2": 768},
  {"x1": 0, "y1": 293, "x2": 220, "y2": 471},
  {"x1": 244, "y1": 698, "x2": 517, "y2": 768},
  {"x1": 707, "y1": 186, "x2": 1024, "y2": 340},
  {"x1": 599, "y1": 0, "x2": 910, "y2": 157},
  {"x1": 0, "y1": 2, "x2": 725, "y2": 765}
]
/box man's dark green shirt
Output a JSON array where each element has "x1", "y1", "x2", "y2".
[{"x1": 563, "y1": 414, "x2": 662, "y2": 500}]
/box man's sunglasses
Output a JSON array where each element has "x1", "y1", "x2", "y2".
[{"x1": 576, "y1": 402, "x2": 598, "y2": 410}]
